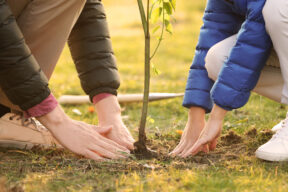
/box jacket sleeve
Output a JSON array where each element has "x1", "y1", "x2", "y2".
[
  {"x1": 68, "y1": 0, "x2": 120, "y2": 102},
  {"x1": 0, "y1": 0, "x2": 51, "y2": 110},
  {"x1": 211, "y1": 1, "x2": 272, "y2": 111},
  {"x1": 183, "y1": 0, "x2": 243, "y2": 112}
]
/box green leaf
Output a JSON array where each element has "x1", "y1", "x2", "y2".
[
  {"x1": 164, "y1": 20, "x2": 173, "y2": 34},
  {"x1": 164, "y1": 14, "x2": 171, "y2": 21},
  {"x1": 150, "y1": 7, "x2": 163, "y2": 24},
  {"x1": 152, "y1": 26, "x2": 161, "y2": 34},
  {"x1": 152, "y1": 63, "x2": 161, "y2": 75},
  {"x1": 163, "y1": 2, "x2": 173, "y2": 15},
  {"x1": 169, "y1": 0, "x2": 176, "y2": 10}
]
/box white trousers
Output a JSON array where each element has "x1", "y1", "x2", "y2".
[
  {"x1": 263, "y1": 0, "x2": 288, "y2": 104},
  {"x1": 205, "y1": 35, "x2": 285, "y2": 104},
  {"x1": 205, "y1": 0, "x2": 288, "y2": 105}
]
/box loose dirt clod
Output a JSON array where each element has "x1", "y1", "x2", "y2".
[
  {"x1": 220, "y1": 131, "x2": 243, "y2": 145},
  {"x1": 257, "y1": 130, "x2": 273, "y2": 145},
  {"x1": 245, "y1": 128, "x2": 257, "y2": 138}
]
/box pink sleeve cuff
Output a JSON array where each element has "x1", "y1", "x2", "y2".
[
  {"x1": 24, "y1": 94, "x2": 58, "y2": 118},
  {"x1": 93, "y1": 93, "x2": 113, "y2": 104}
]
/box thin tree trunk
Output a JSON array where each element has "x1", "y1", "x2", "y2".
[
  {"x1": 136, "y1": 0, "x2": 150, "y2": 148},
  {"x1": 139, "y1": 28, "x2": 150, "y2": 145}
]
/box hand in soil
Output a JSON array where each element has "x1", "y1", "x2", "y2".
[
  {"x1": 181, "y1": 105, "x2": 227, "y2": 157},
  {"x1": 37, "y1": 105, "x2": 130, "y2": 161},
  {"x1": 170, "y1": 107, "x2": 206, "y2": 157},
  {"x1": 95, "y1": 96, "x2": 135, "y2": 150}
]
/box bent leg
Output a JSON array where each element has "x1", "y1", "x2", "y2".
[
  {"x1": 263, "y1": 0, "x2": 288, "y2": 104},
  {"x1": 0, "y1": 0, "x2": 86, "y2": 110},
  {"x1": 15, "y1": 0, "x2": 86, "y2": 79},
  {"x1": 205, "y1": 35, "x2": 284, "y2": 104}
]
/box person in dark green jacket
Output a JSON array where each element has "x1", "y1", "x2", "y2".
[{"x1": 0, "y1": 0, "x2": 134, "y2": 160}]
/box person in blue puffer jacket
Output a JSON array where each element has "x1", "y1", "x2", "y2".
[{"x1": 170, "y1": 0, "x2": 272, "y2": 157}]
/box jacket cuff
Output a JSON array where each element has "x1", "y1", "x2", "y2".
[
  {"x1": 211, "y1": 80, "x2": 250, "y2": 111},
  {"x1": 19, "y1": 87, "x2": 51, "y2": 111},
  {"x1": 89, "y1": 87, "x2": 117, "y2": 102},
  {"x1": 92, "y1": 93, "x2": 113, "y2": 104},
  {"x1": 24, "y1": 94, "x2": 58, "y2": 118},
  {"x1": 183, "y1": 90, "x2": 213, "y2": 113}
]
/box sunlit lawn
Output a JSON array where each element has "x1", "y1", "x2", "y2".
[{"x1": 1, "y1": 1, "x2": 288, "y2": 191}]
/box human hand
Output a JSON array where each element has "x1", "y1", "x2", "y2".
[
  {"x1": 170, "y1": 107, "x2": 206, "y2": 157},
  {"x1": 180, "y1": 105, "x2": 227, "y2": 157},
  {"x1": 37, "y1": 105, "x2": 130, "y2": 161},
  {"x1": 95, "y1": 96, "x2": 135, "y2": 150}
]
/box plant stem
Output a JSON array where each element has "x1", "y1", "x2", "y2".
[
  {"x1": 138, "y1": 0, "x2": 151, "y2": 145},
  {"x1": 137, "y1": 0, "x2": 147, "y2": 35}
]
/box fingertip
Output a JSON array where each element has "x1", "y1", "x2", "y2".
[
  {"x1": 85, "y1": 150, "x2": 105, "y2": 161},
  {"x1": 169, "y1": 151, "x2": 178, "y2": 157},
  {"x1": 125, "y1": 140, "x2": 134, "y2": 150},
  {"x1": 209, "y1": 140, "x2": 218, "y2": 151}
]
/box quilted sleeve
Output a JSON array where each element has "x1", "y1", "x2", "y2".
[
  {"x1": 68, "y1": 0, "x2": 120, "y2": 102},
  {"x1": 0, "y1": 0, "x2": 51, "y2": 110},
  {"x1": 183, "y1": 0, "x2": 243, "y2": 112},
  {"x1": 211, "y1": 1, "x2": 272, "y2": 111}
]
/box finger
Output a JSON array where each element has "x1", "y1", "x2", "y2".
[
  {"x1": 170, "y1": 135, "x2": 187, "y2": 155},
  {"x1": 96, "y1": 135, "x2": 130, "y2": 154},
  {"x1": 115, "y1": 137, "x2": 134, "y2": 150},
  {"x1": 209, "y1": 139, "x2": 218, "y2": 151},
  {"x1": 170, "y1": 140, "x2": 187, "y2": 156},
  {"x1": 93, "y1": 125, "x2": 112, "y2": 135},
  {"x1": 182, "y1": 138, "x2": 206, "y2": 157},
  {"x1": 202, "y1": 144, "x2": 209, "y2": 153},
  {"x1": 178, "y1": 142, "x2": 196, "y2": 157},
  {"x1": 89, "y1": 144, "x2": 126, "y2": 159},
  {"x1": 121, "y1": 126, "x2": 136, "y2": 144},
  {"x1": 171, "y1": 138, "x2": 185, "y2": 152},
  {"x1": 102, "y1": 132, "x2": 134, "y2": 151},
  {"x1": 84, "y1": 150, "x2": 105, "y2": 161},
  {"x1": 127, "y1": 135, "x2": 135, "y2": 143},
  {"x1": 169, "y1": 145, "x2": 182, "y2": 156}
]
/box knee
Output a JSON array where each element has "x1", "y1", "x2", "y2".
[
  {"x1": 263, "y1": 0, "x2": 287, "y2": 29},
  {"x1": 205, "y1": 46, "x2": 223, "y2": 81}
]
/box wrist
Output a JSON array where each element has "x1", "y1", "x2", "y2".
[
  {"x1": 188, "y1": 106, "x2": 206, "y2": 120},
  {"x1": 187, "y1": 107, "x2": 206, "y2": 129},
  {"x1": 209, "y1": 104, "x2": 227, "y2": 121},
  {"x1": 93, "y1": 93, "x2": 113, "y2": 104},
  {"x1": 36, "y1": 105, "x2": 68, "y2": 130},
  {"x1": 94, "y1": 95, "x2": 122, "y2": 123}
]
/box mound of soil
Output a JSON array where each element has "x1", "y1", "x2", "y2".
[
  {"x1": 245, "y1": 128, "x2": 257, "y2": 138},
  {"x1": 220, "y1": 131, "x2": 243, "y2": 145}
]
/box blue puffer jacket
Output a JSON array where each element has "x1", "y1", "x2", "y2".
[{"x1": 183, "y1": 0, "x2": 272, "y2": 112}]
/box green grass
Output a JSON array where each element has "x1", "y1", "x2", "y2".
[{"x1": 1, "y1": 1, "x2": 288, "y2": 191}]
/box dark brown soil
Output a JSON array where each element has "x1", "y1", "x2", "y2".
[
  {"x1": 245, "y1": 128, "x2": 257, "y2": 138},
  {"x1": 132, "y1": 140, "x2": 158, "y2": 159},
  {"x1": 220, "y1": 131, "x2": 243, "y2": 145},
  {"x1": 0, "y1": 128, "x2": 274, "y2": 185}
]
